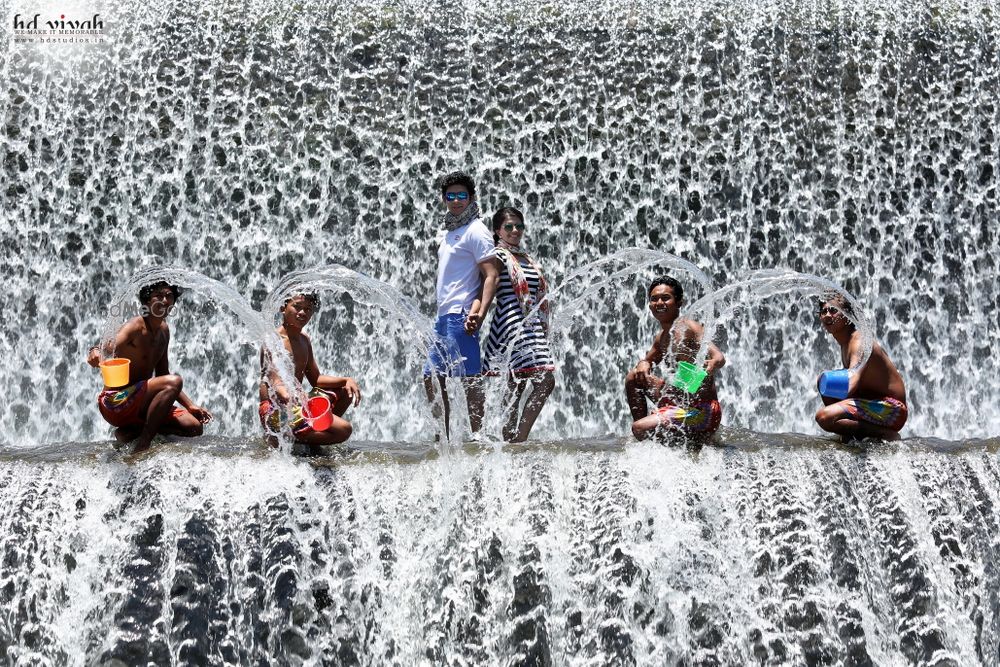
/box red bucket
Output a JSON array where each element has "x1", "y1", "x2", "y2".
[{"x1": 304, "y1": 395, "x2": 332, "y2": 432}]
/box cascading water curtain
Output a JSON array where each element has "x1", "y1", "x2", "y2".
[{"x1": 2, "y1": 0, "x2": 997, "y2": 445}]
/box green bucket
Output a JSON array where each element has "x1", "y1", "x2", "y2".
[{"x1": 672, "y1": 361, "x2": 707, "y2": 394}]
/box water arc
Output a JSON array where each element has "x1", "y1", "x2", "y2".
[
  {"x1": 262, "y1": 265, "x2": 443, "y2": 443},
  {"x1": 262, "y1": 264, "x2": 436, "y2": 347},
  {"x1": 680, "y1": 269, "x2": 875, "y2": 392},
  {"x1": 543, "y1": 248, "x2": 713, "y2": 336},
  {"x1": 97, "y1": 266, "x2": 303, "y2": 420}
]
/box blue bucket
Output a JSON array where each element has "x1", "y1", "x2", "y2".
[{"x1": 818, "y1": 369, "x2": 851, "y2": 399}]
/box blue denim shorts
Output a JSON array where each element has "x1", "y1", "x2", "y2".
[{"x1": 423, "y1": 313, "x2": 482, "y2": 377}]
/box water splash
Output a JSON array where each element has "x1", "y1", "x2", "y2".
[
  {"x1": 263, "y1": 264, "x2": 443, "y2": 443},
  {"x1": 683, "y1": 268, "x2": 874, "y2": 371},
  {"x1": 0, "y1": 437, "x2": 998, "y2": 664}
]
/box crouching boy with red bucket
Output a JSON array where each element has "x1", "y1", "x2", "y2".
[{"x1": 259, "y1": 293, "x2": 361, "y2": 448}]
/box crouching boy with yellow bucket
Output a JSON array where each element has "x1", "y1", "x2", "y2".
[{"x1": 87, "y1": 281, "x2": 212, "y2": 450}]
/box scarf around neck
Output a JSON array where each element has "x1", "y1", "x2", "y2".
[
  {"x1": 443, "y1": 200, "x2": 480, "y2": 232},
  {"x1": 497, "y1": 239, "x2": 550, "y2": 326}
]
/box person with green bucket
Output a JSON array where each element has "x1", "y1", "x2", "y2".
[
  {"x1": 259, "y1": 293, "x2": 361, "y2": 448},
  {"x1": 625, "y1": 277, "x2": 726, "y2": 440},
  {"x1": 814, "y1": 293, "x2": 907, "y2": 440},
  {"x1": 86, "y1": 281, "x2": 213, "y2": 451}
]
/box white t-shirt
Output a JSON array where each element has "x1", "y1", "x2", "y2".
[{"x1": 435, "y1": 219, "x2": 496, "y2": 317}]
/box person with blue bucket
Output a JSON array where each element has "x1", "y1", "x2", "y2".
[
  {"x1": 815, "y1": 294, "x2": 908, "y2": 440},
  {"x1": 625, "y1": 276, "x2": 726, "y2": 441}
]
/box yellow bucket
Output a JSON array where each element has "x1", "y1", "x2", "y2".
[{"x1": 99, "y1": 358, "x2": 131, "y2": 388}]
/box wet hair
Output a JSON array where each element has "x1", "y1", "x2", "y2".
[
  {"x1": 818, "y1": 292, "x2": 856, "y2": 327},
  {"x1": 648, "y1": 276, "x2": 684, "y2": 302},
  {"x1": 138, "y1": 281, "x2": 181, "y2": 304},
  {"x1": 283, "y1": 293, "x2": 321, "y2": 310},
  {"x1": 491, "y1": 207, "x2": 524, "y2": 244},
  {"x1": 437, "y1": 171, "x2": 476, "y2": 200}
]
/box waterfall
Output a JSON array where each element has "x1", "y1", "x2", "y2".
[
  {"x1": 3, "y1": 440, "x2": 1000, "y2": 664},
  {"x1": 2, "y1": 0, "x2": 999, "y2": 661},
  {"x1": 2, "y1": 0, "x2": 997, "y2": 444}
]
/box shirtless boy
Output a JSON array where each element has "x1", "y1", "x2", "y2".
[
  {"x1": 625, "y1": 277, "x2": 726, "y2": 440},
  {"x1": 815, "y1": 294, "x2": 907, "y2": 440},
  {"x1": 87, "y1": 281, "x2": 212, "y2": 450},
  {"x1": 259, "y1": 293, "x2": 361, "y2": 447}
]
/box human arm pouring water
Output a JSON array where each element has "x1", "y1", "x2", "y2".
[
  {"x1": 260, "y1": 348, "x2": 293, "y2": 404},
  {"x1": 632, "y1": 320, "x2": 725, "y2": 384},
  {"x1": 703, "y1": 343, "x2": 726, "y2": 375},
  {"x1": 815, "y1": 335, "x2": 864, "y2": 399},
  {"x1": 87, "y1": 344, "x2": 110, "y2": 368},
  {"x1": 632, "y1": 332, "x2": 666, "y2": 386},
  {"x1": 86, "y1": 317, "x2": 145, "y2": 368},
  {"x1": 672, "y1": 319, "x2": 726, "y2": 376}
]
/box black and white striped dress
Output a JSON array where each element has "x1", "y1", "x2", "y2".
[{"x1": 483, "y1": 250, "x2": 555, "y2": 376}]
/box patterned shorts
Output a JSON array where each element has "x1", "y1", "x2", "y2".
[
  {"x1": 838, "y1": 397, "x2": 908, "y2": 431},
  {"x1": 655, "y1": 399, "x2": 723, "y2": 434}
]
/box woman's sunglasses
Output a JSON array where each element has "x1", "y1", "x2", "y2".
[
  {"x1": 444, "y1": 192, "x2": 470, "y2": 202},
  {"x1": 502, "y1": 222, "x2": 526, "y2": 232}
]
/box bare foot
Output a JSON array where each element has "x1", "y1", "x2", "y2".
[
  {"x1": 843, "y1": 427, "x2": 901, "y2": 443},
  {"x1": 114, "y1": 425, "x2": 142, "y2": 444}
]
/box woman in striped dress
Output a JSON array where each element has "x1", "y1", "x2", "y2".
[{"x1": 483, "y1": 207, "x2": 555, "y2": 442}]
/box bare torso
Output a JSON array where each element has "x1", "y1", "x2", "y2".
[
  {"x1": 115, "y1": 316, "x2": 170, "y2": 385},
  {"x1": 841, "y1": 334, "x2": 906, "y2": 403},
  {"x1": 656, "y1": 319, "x2": 720, "y2": 404},
  {"x1": 259, "y1": 328, "x2": 313, "y2": 401}
]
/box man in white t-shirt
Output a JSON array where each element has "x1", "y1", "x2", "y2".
[{"x1": 423, "y1": 171, "x2": 499, "y2": 439}]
